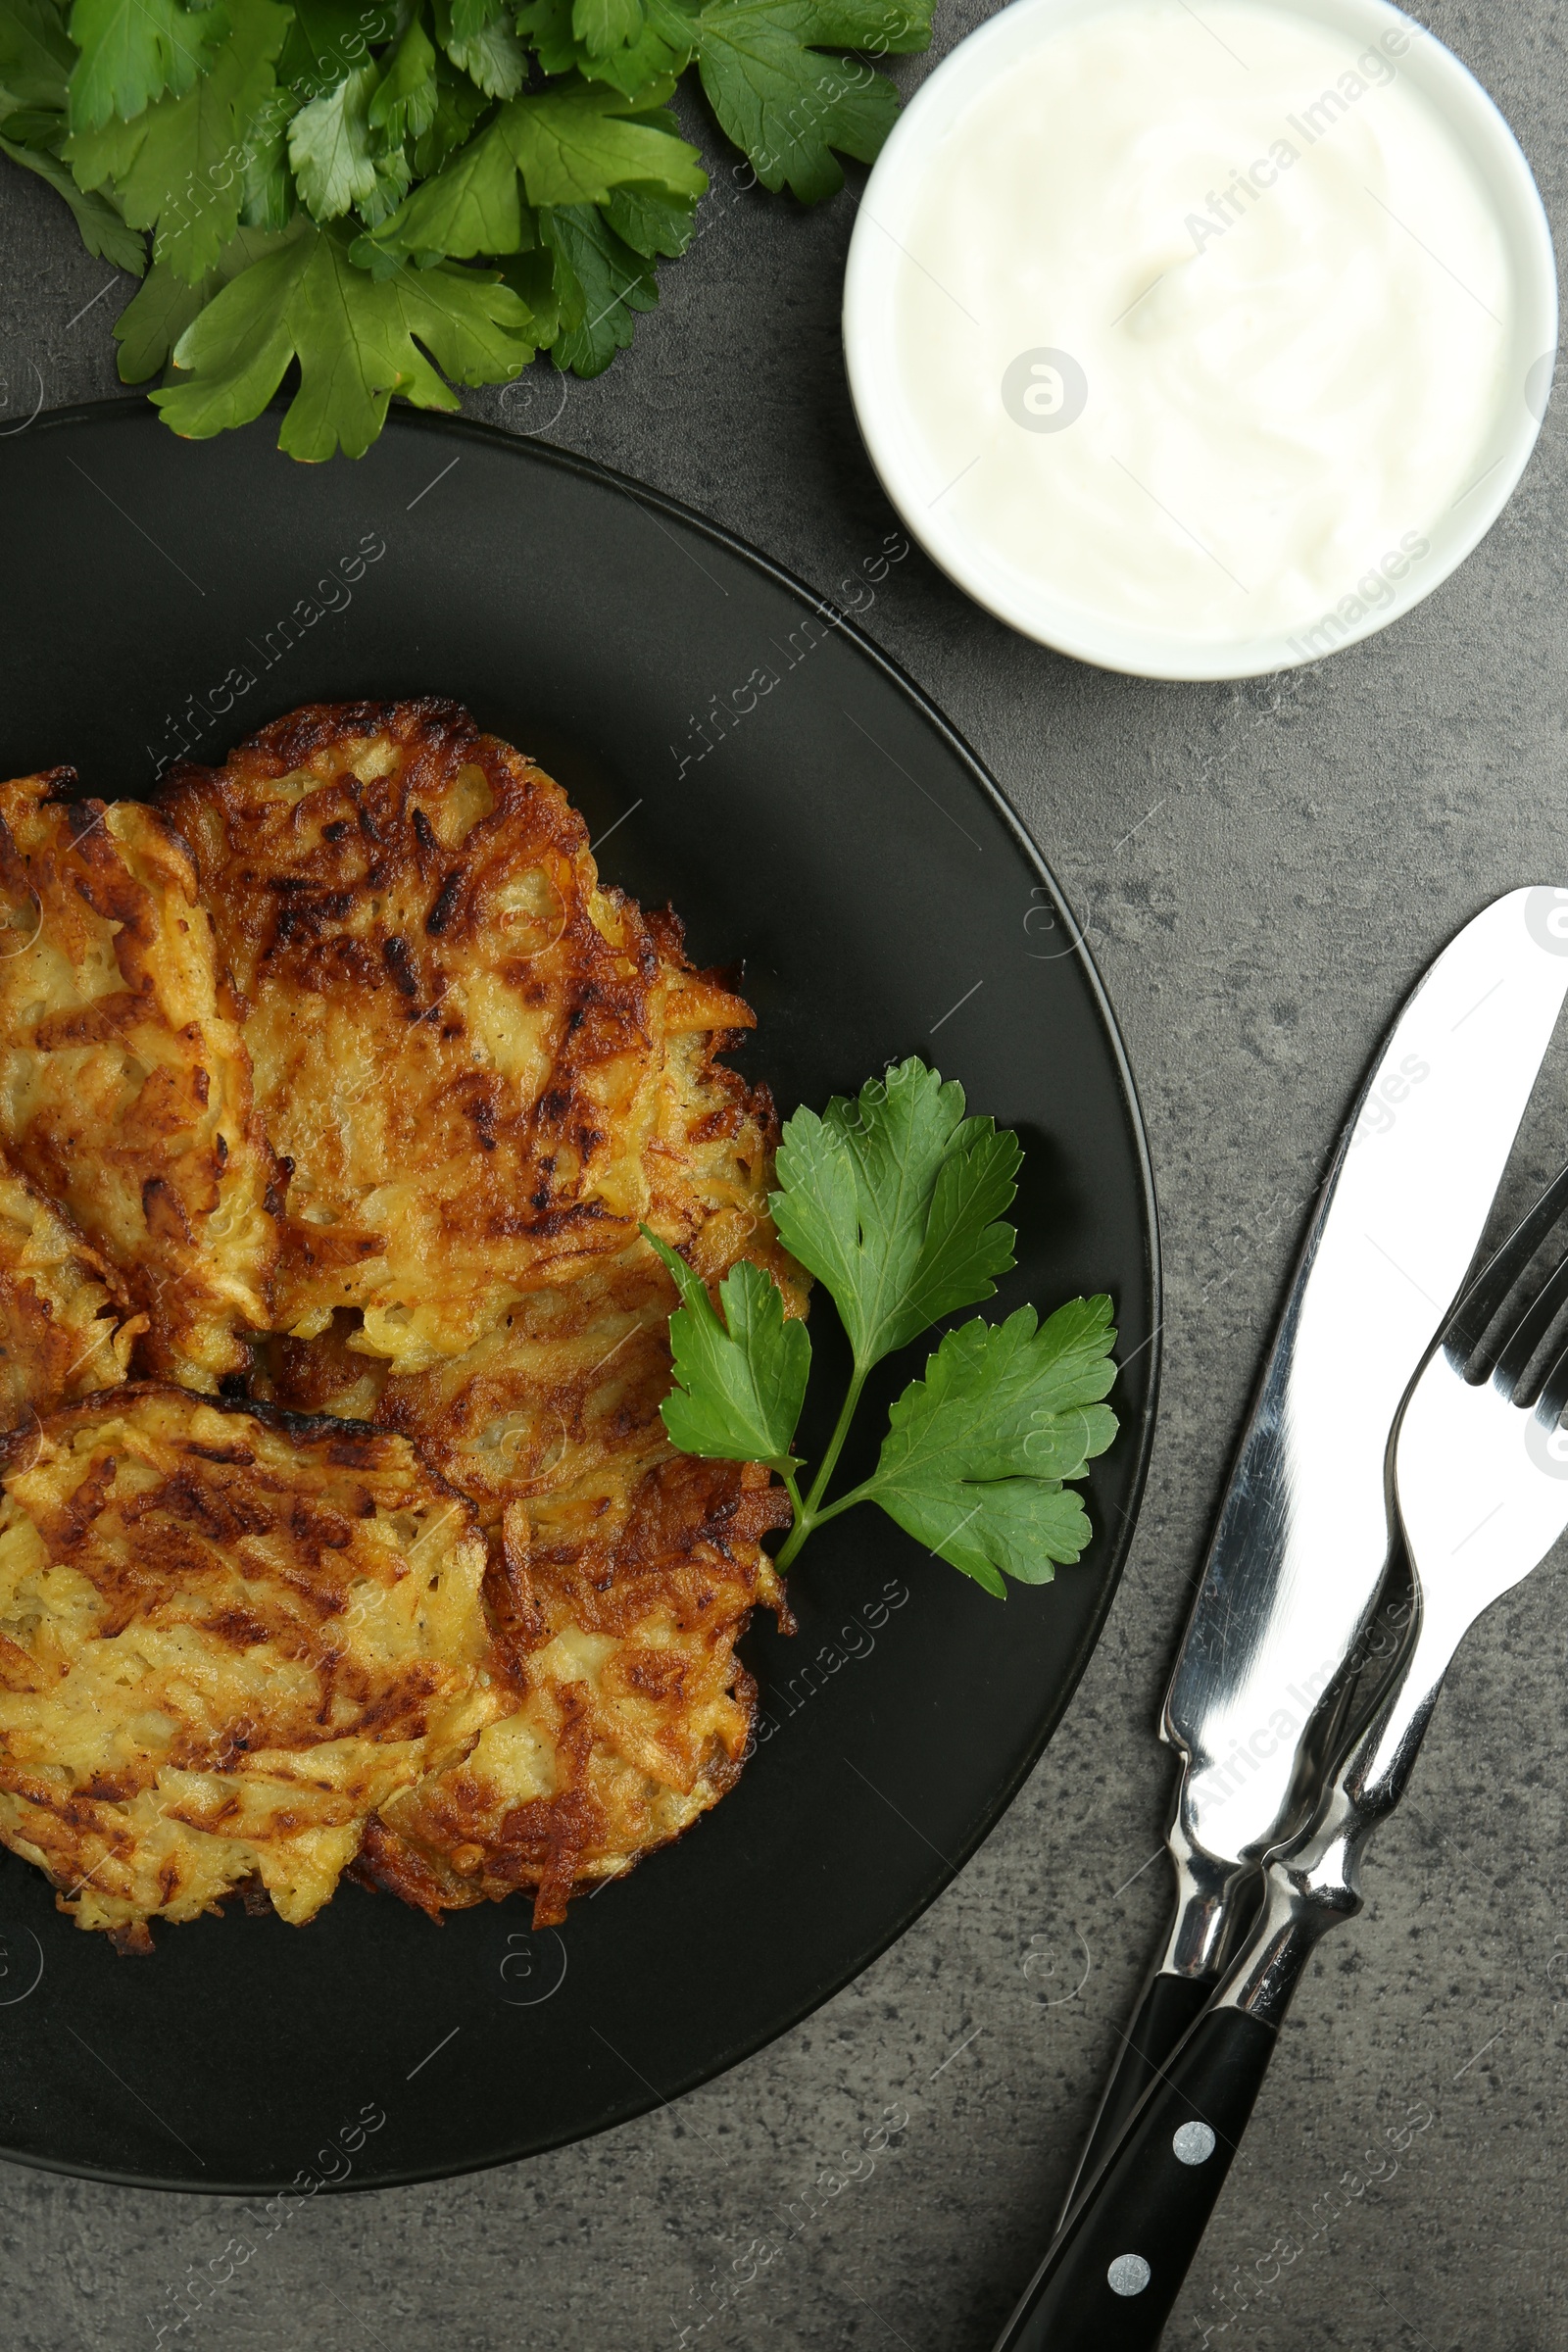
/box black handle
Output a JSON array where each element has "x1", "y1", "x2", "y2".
[
  {"x1": 993, "y1": 2005, "x2": 1279, "y2": 2351},
  {"x1": 1059, "y1": 1972, "x2": 1215, "y2": 2221}
]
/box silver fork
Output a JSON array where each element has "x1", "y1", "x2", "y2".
[
  {"x1": 993, "y1": 1160, "x2": 1568, "y2": 2349},
  {"x1": 1211, "y1": 1157, "x2": 1568, "y2": 2034}
]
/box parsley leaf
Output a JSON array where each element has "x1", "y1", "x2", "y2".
[
  {"x1": 432, "y1": 0, "x2": 525, "y2": 94},
  {"x1": 541, "y1": 195, "x2": 686, "y2": 369},
  {"x1": 0, "y1": 121, "x2": 146, "y2": 267},
  {"x1": 368, "y1": 111, "x2": 520, "y2": 252},
  {"x1": 646, "y1": 1230, "x2": 809, "y2": 1470},
  {"x1": 573, "y1": 0, "x2": 639, "y2": 55},
  {"x1": 694, "y1": 0, "x2": 931, "y2": 202},
  {"x1": 409, "y1": 46, "x2": 487, "y2": 172},
  {"x1": 771, "y1": 1056, "x2": 1019, "y2": 1375},
  {"x1": 485, "y1": 184, "x2": 689, "y2": 368},
  {"x1": 515, "y1": 0, "x2": 695, "y2": 96},
  {"x1": 66, "y1": 0, "x2": 224, "y2": 134},
  {"x1": 511, "y1": 0, "x2": 575, "y2": 67},
  {"x1": 649, "y1": 1057, "x2": 1121, "y2": 1599},
  {"x1": 357, "y1": 127, "x2": 410, "y2": 219},
  {"x1": 151, "y1": 216, "x2": 537, "y2": 455},
  {"x1": 856, "y1": 1302, "x2": 1119, "y2": 1594},
  {"x1": 289, "y1": 57, "x2": 413, "y2": 226},
  {"x1": 289, "y1": 60, "x2": 381, "y2": 218},
  {"x1": 368, "y1": 3, "x2": 437, "y2": 141},
  {"x1": 66, "y1": 0, "x2": 292, "y2": 279},
  {"x1": 0, "y1": 0, "x2": 74, "y2": 111},
  {"x1": 237, "y1": 79, "x2": 296, "y2": 224},
  {"x1": 368, "y1": 74, "x2": 702, "y2": 254},
  {"x1": 505, "y1": 76, "x2": 702, "y2": 202},
  {"x1": 603, "y1": 173, "x2": 692, "y2": 252},
  {"x1": 543, "y1": 201, "x2": 654, "y2": 370},
  {"x1": 492, "y1": 240, "x2": 557, "y2": 334},
  {"x1": 277, "y1": 0, "x2": 396, "y2": 97},
  {"x1": 115, "y1": 218, "x2": 283, "y2": 372}
]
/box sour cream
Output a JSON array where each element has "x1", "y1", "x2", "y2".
[{"x1": 843, "y1": 0, "x2": 1555, "y2": 677}]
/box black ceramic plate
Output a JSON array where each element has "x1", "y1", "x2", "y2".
[{"x1": 0, "y1": 401, "x2": 1158, "y2": 2193}]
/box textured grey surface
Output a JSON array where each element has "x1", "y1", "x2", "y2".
[{"x1": 2, "y1": 1, "x2": 1567, "y2": 2344}]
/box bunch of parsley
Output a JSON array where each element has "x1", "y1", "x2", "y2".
[
  {"x1": 645, "y1": 1057, "x2": 1120, "y2": 1596},
  {"x1": 0, "y1": 0, "x2": 932, "y2": 458}
]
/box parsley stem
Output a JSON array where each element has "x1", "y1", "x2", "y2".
[
  {"x1": 780, "y1": 1463, "x2": 808, "y2": 1533},
  {"x1": 774, "y1": 1514, "x2": 808, "y2": 1573},
  {"x1": 775, "y1": 1362, "x2": 868, "y2": 1571},
  {"x1": 803, "y1": 1363, "x2": 867, "y2": 1517},
  {"x1": 799, "y1": 1480, "x2": 874, "y2": 1529}
]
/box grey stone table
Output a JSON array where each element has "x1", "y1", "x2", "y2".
[{"x1": 2, "y1": 0, "x2": 1566, "y2": 2341}]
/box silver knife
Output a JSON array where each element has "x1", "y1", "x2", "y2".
[
  {"x1": 999, "y1": 1147, "x2": 1568, "y2": 2349},
  {"x1": 1060, "y1": 885, "x2": 1568, "y2": 2206}
]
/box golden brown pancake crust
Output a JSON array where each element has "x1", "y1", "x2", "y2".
[
  {"x1": 0, "y1": 1154, "x2": 144, "y2": 1430},
  {"x1": 359, "y1": 1454, "x2": 793, "y2": 1926},
  {"x1": 160, "y1": 699, "x2": 797, "y2": 1374},
  {"x1": 0, "y1": 772, "x2": 278, "y2": 1388},
  {"x1": 0, "y1": 1384, "x2": 498, "y2": 1948}
]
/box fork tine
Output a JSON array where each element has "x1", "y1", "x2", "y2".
[
  {"x1": 1535, "y1": 1341, "x2": 1568, "y2": 1434},
  {"x1": 1446, "y1": 1159, "x2": 1568, "y2": 1378},
  {"x1": 1492, "y1": 1252, "x2": 1568, "y2": 1399}
]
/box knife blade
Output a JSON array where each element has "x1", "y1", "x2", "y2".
[{"x1": 1058, "y1": 886, "x2": 1568, "y2": 2206}]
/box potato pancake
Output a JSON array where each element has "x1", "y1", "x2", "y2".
[
  {"x1": 160, "y1": 699, "x2": 793, "y2": 1374},
  {"x1": 0, "y1": 1156, "x2": 143, "y2": 1430},
  {"x1": 0, "y1": 772, "x2": 278, "y2": 1389},
  {"x1": 0, "y1": 1386, "x2": 498, "y2": 1947},
  {"x1": 263, "y1": 1242, "x2": 799, "y2": 1922},
  {"x1": 356, "y1": 1454, "x2": 792, "y2": 1925},
  {"x1": 261, "y1": 1251, "x2": 797, "y2": 1923}
]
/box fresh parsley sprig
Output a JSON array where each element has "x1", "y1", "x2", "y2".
[
  {"x1": 645, "y1": 1057, "x2": 1119, "y2": 1596},
  {"x1": 0, "y1": 0, "x2": 935, "y2": 456}
]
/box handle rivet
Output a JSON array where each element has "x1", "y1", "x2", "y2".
[
  {"x1": 1173, "y1": 2121, "x2": 1216, "y2": 2165},
  {"x1": 1107, "y1": 2254, "x2": 1152, "y2": 2296}
]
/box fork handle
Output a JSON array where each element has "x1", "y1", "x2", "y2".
[
  {"x1": 993, "y1": 2003, "x2": 1283, "y2": 2349},
  {"x1": 1056, "y1": 1970, "x2": 1216, "y2": 2220}
]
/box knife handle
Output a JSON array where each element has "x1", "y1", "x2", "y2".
[
  {"x1": 992, "y1": 2005, "x2": 1279, "y2": 2352},
  {"x1": 1057, "y1": 1970, "x2": 1215, "y2": 2220}
]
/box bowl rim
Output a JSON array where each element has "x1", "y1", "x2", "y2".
[{"x1": 843, "y1": 0, "x2": 1559, "y2": 681}]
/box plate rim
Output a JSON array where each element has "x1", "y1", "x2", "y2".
[{"x1": 2, "y1": 396, "x2": 1163, "y2": 2194}]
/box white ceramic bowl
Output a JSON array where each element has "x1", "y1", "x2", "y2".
[{"x1": 843, "y1": 0, "x2": 1557, "y2": 680}]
